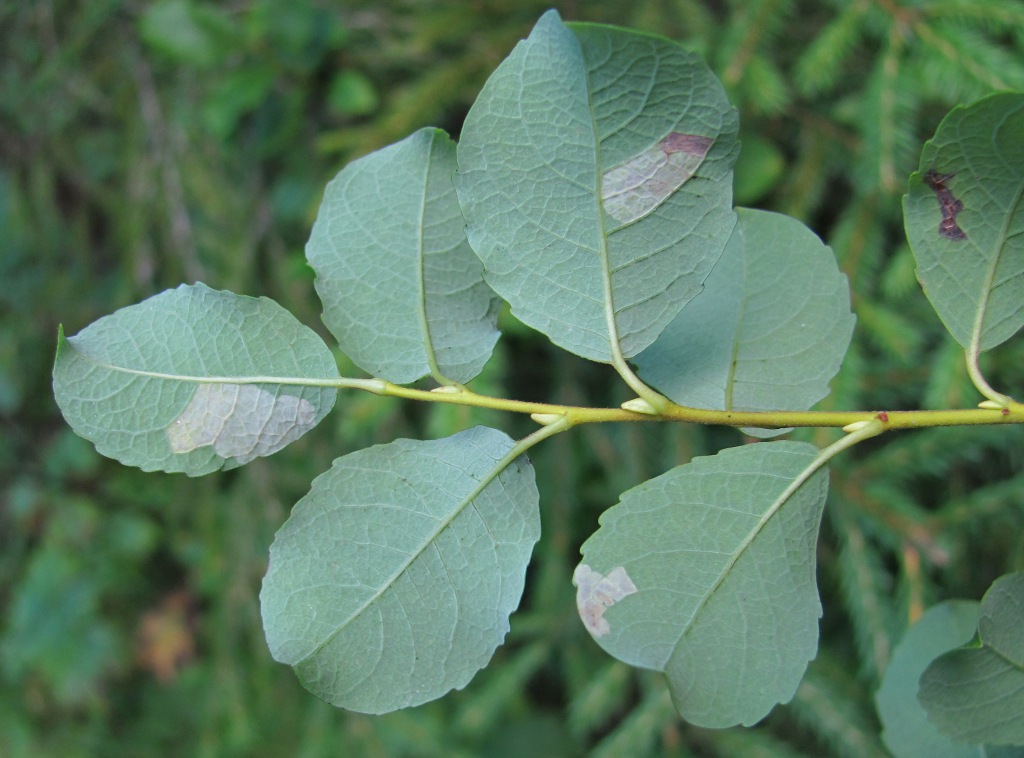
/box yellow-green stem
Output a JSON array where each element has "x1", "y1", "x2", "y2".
[
  {"x1": 90, "y1": 356, "x2": 1023, "y2": 431},
  {"x1": 376, "y1": 381, "x2": 1024, "y2": 430}
]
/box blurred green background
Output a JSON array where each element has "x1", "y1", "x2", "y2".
[{"x1": 3, "y1": 1, "x2": 1024, "y2": 755}]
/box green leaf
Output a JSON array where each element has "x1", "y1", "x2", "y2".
[
  {"x1": 456, "y1": 10, "x2": 738, "y2": 363},
  {"x1": 0, "y1": 543, "x2": 119, "y2": 704},
  {"x1": 52, "y1": 283, "x2": 337, "y2": 476},
  {"x1": 733, "y1": 135, "x2": 786, "y2": 204},
  {"x1": 260, "y1": 426, "x2": 541, "y2": 713},
  {"x1": 904, "y1": 92, "x2": 1024, "y2": 351},
  {"x1": 138, "y1": 0, "x2": 231, "y2": 68},
  {"x1": 634, "y1": 209, "x2": 854, "y2": 437},
  {"x1": 875, "y1": 600, "x2": 983, "y2": 758},
  {"x1": 327, "y1": 70, "x2": 379, "y2": 117},
  {"x1": 575, "y1": 440, "x2": 827, "y2": 728},
  {"x1": 307, "y1": 127, "x2": 500, "y2": 385},
  {"x1": 919, "y1": 572, "x2": 1024, "y2": 747},
  {"x1": 202, "y1": 66, "x2": 276, "y2": 140}
]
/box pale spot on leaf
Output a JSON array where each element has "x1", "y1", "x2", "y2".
[
  {"x1": 573, "y1": 563, "x2": 638, "y2": 637},
  {"x1": 602, "y1": 132, "x2": 714, "y2": 224},
  {"x1": 166, "y1": 383, "x2": 317, "y2": 464}
]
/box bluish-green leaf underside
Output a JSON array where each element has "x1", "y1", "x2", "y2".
[
  {"x1": 456, "y1": 10, "x2": 738, "y2": 363},
  {"x1": 576, "y1": 441, "x2": 828, "y2": 728},
  {"x1": 904, "y1": 92, "x2": 1024, "y2": 352},
  {"x1": 260, "y1": 426, "x2": 541, "y2": 714},
  {"x1": 52, "y1": 283, "x2": 338, "y2": 476},
  {"x1": 307, "y1": 127, "x2": 500, "y2": 385},
  {"x1": 635, "y1": 208, "x2": 855, "y2": 436}
]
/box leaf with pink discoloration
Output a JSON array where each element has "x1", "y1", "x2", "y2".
[{"x1": 456, "y1": 11, "x2": 738, "y2": 363}]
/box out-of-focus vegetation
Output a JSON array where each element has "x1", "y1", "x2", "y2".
[{"x1": 3, "y1": 1, "x2": 1023, "y2": 755}]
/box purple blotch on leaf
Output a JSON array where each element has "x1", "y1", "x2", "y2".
[{"x1": 923, "y1": 169, "x2": 967, "y2": 241}]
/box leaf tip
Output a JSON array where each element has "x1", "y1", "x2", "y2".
[{"x1": 53, "y1": 323, "x2": 74, "y2": 372}]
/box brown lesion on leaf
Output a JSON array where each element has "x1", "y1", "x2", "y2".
[{"x1": 923, "y1": 169, "x2": 967, "y2": 241}]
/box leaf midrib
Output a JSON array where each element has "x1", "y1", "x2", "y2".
[
  {"x1": 969, "y1": 169, "x2": 1024, "y2": 352},
  {"x1": 64, "y1": 342, "x2": 341, "y2": 388},
  {"x1": 415, "y1": 131, "x2": 454, "y2": 385},
  {"x1": 724, "y1": 229, "x2": 748, "y2": 410},
  {"x1": 665, "y1": 449, "x2": 823, "y2": 666},
  {"x1": 293, "y1": 442, "x2": 518, "y2": 668}
]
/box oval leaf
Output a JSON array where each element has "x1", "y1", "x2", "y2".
[
  {"x1": 634, "y1": 209, "x2": 855, "y2": 437},
  {"x1": 259, "y1": 426, "x2": 541, "y2": 714},
  {"x1": 875, "y1": 601, "x2": 983, "y2": 758},
  {"x1": 52, "y1": 283, "x2": 338, "y2": 476},
  {"x1": 903, "y1": 92, "x2": 1024, "y2": 351},
  {"x1": 456, "y1": 10, "x2": 738, "y2": 362},
  {"x1": 919, "y1": 572, "x2": 1024, "y2": 747},
  {"x1": 307, "y1": 127, "x2": 500, "y2": 384},
  {"x1": 575, "y1": 441, "x2": 827, "y2": 728}
]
